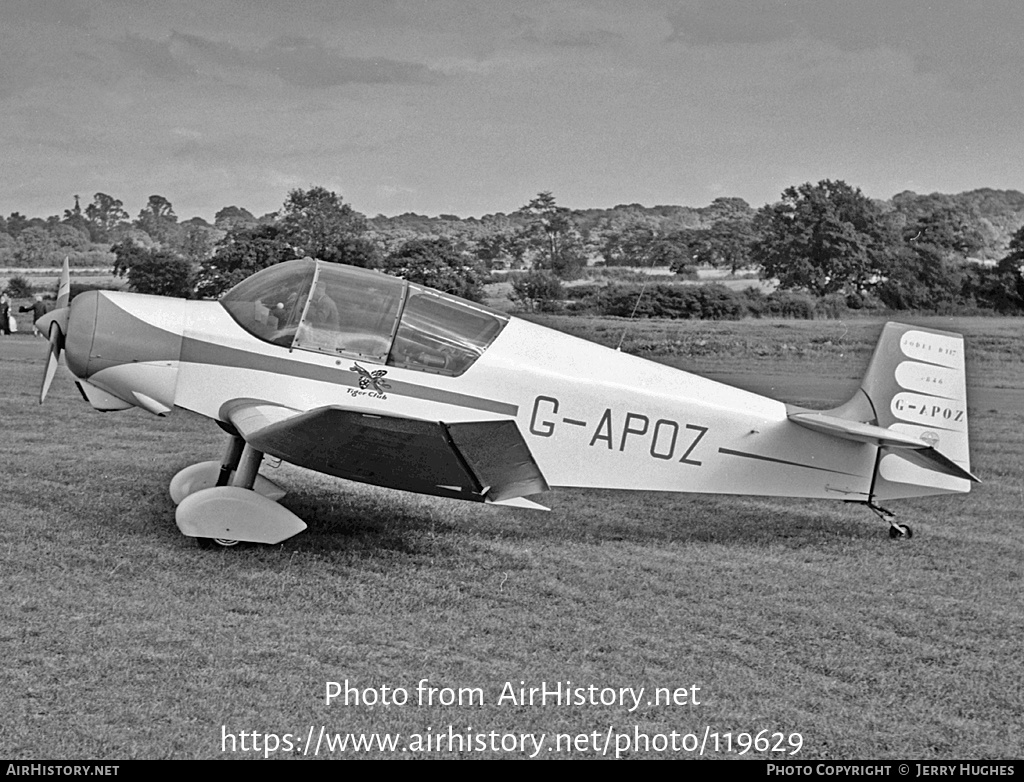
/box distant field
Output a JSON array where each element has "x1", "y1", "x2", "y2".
[
  {"x1": 526, "y1": 313, "x2": 1024, "y2": 387},
  {"x1": 1, "y1": 268, "x2": 123, "y2": 303},
  {"x1": 1, "y1": 316, "x2": 1021, "y2": 759},
  {"x1": 1, "y1": 268, "x2": 121, "y2": 332}
]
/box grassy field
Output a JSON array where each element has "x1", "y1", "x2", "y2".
[
  {"x1": 1, "y1": 316, "x2": 1022, "y2": 759},
  {"x1": 1, "y1": 269, "x2": 123, "y2": 295}
]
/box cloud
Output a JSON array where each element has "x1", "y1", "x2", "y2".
[
  {"x1": 133, "y1": 30, "x2": 445, "y2": 88},
  {"x1": 519, "y1": 25, "x2": 623, "y2": 50},
  {"x1": 0, "y1": 0, "x2": 91, "y2": 32},
  {"x1": 257, "y1": 35, "x2": 441, "y2": 87},
  {"x1": 114, "y1": 33, "x2": 200, "y2": 81},
  {"x1": 665, "y1": 1, "x2": 805, "y2": 46},
  {"x1": 663, "y1": 0, "x2": 1024, "y2": 92}
]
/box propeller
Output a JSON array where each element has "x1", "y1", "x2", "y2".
[{"x1": 36, "y1": 257, "x2": 72, "y2": 404}]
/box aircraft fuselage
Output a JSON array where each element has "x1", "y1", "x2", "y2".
[{"x1": 75, "y1": 291, "x2": 879, "y2": 503}]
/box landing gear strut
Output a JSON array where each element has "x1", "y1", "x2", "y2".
[
  {"x1": 216, "y1": 434, "x2": 246, "y2": 487},
  {"x1": 195, "y1": 443, "x2": 264, "y2": 548},
  {"x1": 169, "y1": 437, "x2": 287, "y2": 505},
  {"x1": 863, "y1": 501, "x2": 913, "y2": 540},
  {"x1": 173, "y1": 436, "x2": 305, "y2": 548}
]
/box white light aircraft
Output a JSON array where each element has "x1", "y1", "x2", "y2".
[{"x1": 36, "y1": 258, "x2": 977, "y2": 547}]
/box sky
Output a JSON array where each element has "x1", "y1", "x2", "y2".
[{"x1": 1, "y1": 0, "x2": 1022, "y2": 223}]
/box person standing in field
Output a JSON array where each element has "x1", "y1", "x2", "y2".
[
  {"x1": 19, "y1": 295, "x2": 49, "y2": 338},
  {"x1": 0, "y1": 291, "x2": 11, "y2": 336}
]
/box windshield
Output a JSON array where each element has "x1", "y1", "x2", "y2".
[
  {"x1": 220, "y1": 260, "x2": 509, "y2": 375},
  {"x1": 294, "y1": 263, "x2": 405, "y2": 362},
  {"x1": 220, "y1": 258, "x2": 315, "y2": 348}
]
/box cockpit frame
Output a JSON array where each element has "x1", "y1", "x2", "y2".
[{"x1": 219, "y1": 258, "x2": 509, "y2": 377}]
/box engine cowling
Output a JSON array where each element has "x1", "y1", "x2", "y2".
[{"x1": 64, "y1": 291, "x2": 187, "y2": 416}]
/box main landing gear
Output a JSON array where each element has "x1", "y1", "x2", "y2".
[
  {"x1": 170, "y1": 434, "x2": 306, "y2": 548},
  {"x1": 862, "y1": 501, "x2": 913, "y2": 540}
]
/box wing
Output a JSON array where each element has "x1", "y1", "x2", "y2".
[{"x1": 223, "y1": 401, "x2": 550, "y2": 507}]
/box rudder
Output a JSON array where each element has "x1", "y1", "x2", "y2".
[{"x1": 834, "y1": 322, "x2": 973, "y2": 500}]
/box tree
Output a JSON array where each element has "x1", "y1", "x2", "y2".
[
  {"x1": 134, "y1": 194, "x2": 179, "y2": 245},
  {"x1": 472, "y1": 230, "x2": 529, "y2": 269},
  {"x1": 85, "y1": 193, "x2": 129, "y2": 241},
  {"x1": 174, "y1": 223, "x2": 219, "y2": 265},
  {"x1": 1002, "y1": 223, "x2": 1024, "y2": 267},
  {"x1": 214, "y1": 206, "x2": 256, "y2": 231},
  {"x1": 111, "y1": 240, "x2": 193, "y2": 298},
  {"x1": 379, "y1": 238, "x2": 486, "y2": 301},
  {"x1": 874, "y1": 197, "x2": 989, "y2": 310},
  {"x1": 901, "y1": 202, "x2": 985, "y2": 258},
  {"x1": 704, "y1": 196, "x2": 754, "y2": 223},
  {"x1": 509, "y1": 270, "x2": 563, "y2": 312},
  {"x1": 752, "y1": 180, "x2": 898, "y2": 296},
  {"x1": 646, "y1": 231, "x2": 694, "y2": 269},
  {"x1": 977, "y1": 257, "x2": 1024, "y2": 313},
  {"x1": 516, "y1": 191, "x2": 586, "y2": 279},
  {"x1": 672, "y1": 219, "x2": 755, "y2": 273},
  {"x1": 970, "y1": 224, "x2": 1024, "y2": 312},
  {"x1": 50, "y1": 224, "x2": 90, "y2": 252},
  {"x1": 875, "y1": 244, "x2": 966, "y2": 311},
  {"x1": 601, "y1": 224, "x2": 658, "y2": 267},
  {"x1": 278, "y1": 186, "x2": 376, "y2": 266},
  {"x1": 328, "y1": 233, "x2": 381, "y2": 268},
  {"x1": 62, "y1": 194, "x2": 91, "y2": 238},
  {"x1": 596, "y1": 223, "x2": 693, "y2": 269},
  {"x1": 195, "y1": 223, "x2": 293, "y2": 298},
  {"x1": 6, "y1": 212, "x2": 30, "y2": 238},
  {"x1": 131, "y1": 252, "x2": 194, "y2": 298},
  {"x1": 13, "y1": 227, "x2": 57, "y2": 267},
  {"x1": 7, "y1": 274, "x2": 33, "y2": 298}
]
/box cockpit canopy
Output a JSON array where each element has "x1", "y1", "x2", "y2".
[{"x1": 220, "y1": 258, "x2": 509, "y2": 376}]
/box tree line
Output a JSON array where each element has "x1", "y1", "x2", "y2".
[{"x1": 2, "y1": 182, "x2": 1023, "y2": 314}]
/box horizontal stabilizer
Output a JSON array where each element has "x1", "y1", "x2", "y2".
[
  {"x1": 789, "y1": 411, "x2": 978, "y2": 483},
  {"x1": 888, "y1": 445, "x2": 979, "y2": 484}
]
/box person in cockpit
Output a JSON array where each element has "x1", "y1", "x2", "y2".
[{"x1": 306, "y1": 281, "x2": 340, "y2": 330}]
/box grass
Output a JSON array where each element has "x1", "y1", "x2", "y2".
[{"x1": 1, "y1": 316, "x2": 1022, "y2": 759}]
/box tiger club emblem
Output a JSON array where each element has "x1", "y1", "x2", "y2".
[{"x1": 350, "y1": 362, "x2": 392, "y2": 394}]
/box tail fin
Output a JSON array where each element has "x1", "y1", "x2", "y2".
[{"x1": 836, "y1": 322, "x2": 974, "y2": 500}]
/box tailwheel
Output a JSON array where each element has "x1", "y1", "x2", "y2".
[
  {"x1": 888, "y1": 523, "x2": 913, "y2": 540},
  {"x1": 862, "y1": 500, "x2": 914, "y2": 541}
]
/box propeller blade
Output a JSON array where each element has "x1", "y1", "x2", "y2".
[
  {"x1": 55, "y1": 256, "x2": 71, "y2": 310},
  {"x1": 40, "y1": 324, "x2": 64, "y2": 404},
  {"x1": 38, "y1": 258, "x2": 72, "y2": 404}
]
